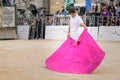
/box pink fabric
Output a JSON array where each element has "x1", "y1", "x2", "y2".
[{"x1": 45, "y1": 29, "x2": 105, "y2": 74}]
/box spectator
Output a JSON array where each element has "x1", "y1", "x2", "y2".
[
  {"x1": 94, "y1": 1, "x2": 101, "y2": 15},
  {"x1": 89, "y1": 6, "x2": 94, "y2": 15},
  {"x1": 61, "y1": 6, "x2": 68, "y2": 16},
  {"x1": 111, "y1": 17, "x2": 116, "y2": 26},
  {"x1": 50, "y1": 17, "x2": 55, "y2": 26},
  {"x1": 102, "y1": 7, "x2": 109, "y2": 17},
  {"x1": 94, "y1": 1, "x2": 102, "y2": 26},
  {"x1": 108, "y1": 2, "x2": 116, "y2": 16},
  {"x1": 116, "y1": 4, "x2": 120, "y2": 16},
  {"x1": 36, "y1": 17, "x2": 42, "y2": 39},
  {"x1": 102, "y1": 7, "x2": 109, "y2": 26},
  {"x1": 54, "y1": 10, "x2": 60, "y2": 25},
  {"x1": 88, "y1": 6, "x2": 95, "y2": 26},
  {"x1": 109, "y1": 9, "x2": 114, "y2": 16},
  {"x1": 23, "y1": 18, "x2": 28, "y2": 25},
  {"x1": 46, "y1": 18, "x2": 51, "y2": 25},
  {"x1": 106, "y1": 18, "x2": 111, "y2": 26}
]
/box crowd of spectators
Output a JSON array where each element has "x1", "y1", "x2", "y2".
[
  {"x1": 87, "y1": 1, "x2": 120, "y2": 26},
  {"x1": 16, "y1": 1, "x2": 120, "y2": 40},
  {"x1": 49, "y1": 1, "x2": 120, "y2": 26},
  {"x1": 17, "y1": 1, "x2": 120, "y2": 27}
]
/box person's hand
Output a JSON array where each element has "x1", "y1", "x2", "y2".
[
  {"x1": 84, "y1": 27, "x2": 88, "y2": 30},
  {"x1": 67, "y1": 33, "x2": 70, "y2": 38},
  {"x1": 80, "y1": 23, "x2": 88, "y2": 30}
]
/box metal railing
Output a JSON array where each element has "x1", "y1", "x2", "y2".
[
  {"x1": 17, "y1": 15, "x2": 120, "y2": 26},
  {"x1": 16, "y1": 15, "x2": 120, "y2": 40},
  {"x1": 86, "y1": 16, "x2": 120, "y2": 26}
]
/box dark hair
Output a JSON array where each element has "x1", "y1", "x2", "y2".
[{"x1": 68, "y1": 7, "x2": 76, "y2": 14}]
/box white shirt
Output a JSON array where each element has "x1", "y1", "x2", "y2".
[{"x1": 70, "y1": 14, "x2": 84, "y2": 41}]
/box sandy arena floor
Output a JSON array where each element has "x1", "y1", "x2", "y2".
[{"x1": 0, "y1": 39, "x2": 120, "y2": 80}]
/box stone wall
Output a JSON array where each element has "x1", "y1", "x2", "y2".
[
  {"x1": 0, "y1": 6, "x2": 1, "y2": 27},
  {"x1": 49, "y1": 0, "x2": 81, "y2": 14},
  {"x1": 49, "y1": 0, "x2": 63, "y2": 14},
  {"x1": 0, "y1": 0, "x2": 2, "y2": 27},
  {"x1": 9, "y1": 0, "x2": 44, "y2": 9},
  {"x1": 30, "y1": 0, "x2": 43, "y2": 8}
]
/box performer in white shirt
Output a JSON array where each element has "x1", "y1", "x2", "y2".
[
  {"x1": 45, "y1": 7, "x2": 105, "y2": 74},
  {"x1": 67, "y1": 7, "x2": 87, "y2": 41}
]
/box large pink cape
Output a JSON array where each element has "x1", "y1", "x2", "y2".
[{"x1": 45, "y1": 29, "x2": 105, "y2": 74}]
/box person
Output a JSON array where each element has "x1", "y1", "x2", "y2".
[
  {"x1": 3, "y1": 0, "x2": 11, "y2": 6},
  {"x1": 93, "y1": 1, "x2": 101, "y2": 26},
  {"x1": 102, "y1": 7, "x2": 109, "y2": 26},
  {"x1": 45, "y1": 7, "x2": 105, "y2": 74},
  {"x1": 67, "y1": 7, "x2": 87, "y2": 42},
  {"x1": 54, "y1": 10, "x2": 60, "y2": 25},
  {"x1": 61, "y1": 6, "x2": 68, "y2": 16}
]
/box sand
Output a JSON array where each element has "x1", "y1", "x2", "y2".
[{"x1": 0, "y1": 40, "x2": 120, "y2": 80}]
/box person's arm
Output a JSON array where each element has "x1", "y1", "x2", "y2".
[
  {"x1": 78, "y1": 16, "x2": 88, "y2": 29},
  {"x1": 80, "y1": 23, "x2": 88, "y2": 30},
  {"x1": 67, "y1": 24, "x2": 70, "y2": 37}
]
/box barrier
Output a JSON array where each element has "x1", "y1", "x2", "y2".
[
  {"x1": 17, "y1": 25, "x2": 30, "y2": 40},
  {"x1": 45, "y1": 26, "x2": 98, "y2": 40},
  {"x1": 99, "y1": 26, "x2": 120, "y2": 41},
  {"x1": 16, "y1": 25, "x2": 120, "y2": 41},
  {"x1": 0, "y1": 27, "x2": 16, "y2": 40},
  {"x1": 0, "y1": 6, "x2": 16, "y2": 40},
  {"x1": 45, "y1": 26, "x2": 68, "y2": 40}
]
